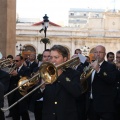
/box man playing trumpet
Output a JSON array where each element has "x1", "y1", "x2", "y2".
[{"x1": 86, "y1": 45, "x2": 117, "y2": 120}]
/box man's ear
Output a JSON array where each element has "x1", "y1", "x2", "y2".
[{"x1": 63, "y1": 57, "x2": 68, "y2": 62}]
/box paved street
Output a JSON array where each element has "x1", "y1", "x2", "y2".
[{"x1": 4, "y1": 98, "x2": 35, "y2": 120}]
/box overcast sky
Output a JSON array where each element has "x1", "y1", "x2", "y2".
[{"x1": 16, "y1": 0, "x2": 120, "y2": 24}]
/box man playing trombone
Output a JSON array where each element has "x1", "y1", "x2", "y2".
[
  {"x1": 34, "y1": 45, "x2": 82, "y2": 120},
  {"x1": 8, "y1": 55, "x2": 30, "y2": 120}
]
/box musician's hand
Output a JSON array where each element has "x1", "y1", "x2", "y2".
[
  {"x1": 10, "y1": 70, "x2": 18, "y2": 76},
  {"x1": 57, "y1": 69, "x2": 63, "y2": 76},
  {"x1": 40, "y1": 79, "x2": 46, "y2": 90},
  {"x1": 91, "y1": 60, "x2": 100, "y2": 72}
]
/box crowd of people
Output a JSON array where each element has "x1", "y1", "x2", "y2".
[{"x1": 0, "y1": 44, "x2": 120, "y2": 120}]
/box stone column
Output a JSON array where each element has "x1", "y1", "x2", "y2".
[{"x1": 0, "y1": 0, "x2": 16, "y2": 58}]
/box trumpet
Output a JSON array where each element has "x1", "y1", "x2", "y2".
[
  {"x1": 80, "y1": 64, "x2": 94, "y2": 93},
  {"x1": 80, "y1": 59, "x2": 100, "y2": 93}
]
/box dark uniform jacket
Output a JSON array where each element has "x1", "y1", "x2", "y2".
[
  {"x1": 36, "y1": 68, "x2": 81, "y2": 120},
  {"x1": 0, "y1": 83, "x2": 4, "y2": 108},
  {"x1": 115, "y1": 68, "x2": 120, "y2": 104},
  {"x1": 86, "y1": 61, "x2": 117, "y2": 112},
  {"x1": 0, "y1": 70, "x2": 10, "y2": 93},
  {"x1": 26, "y1": 61, "x2": 38, "y2": 74}
]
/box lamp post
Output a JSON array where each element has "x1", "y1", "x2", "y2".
[
  {"x1": 81, "y1": 46, "x2": 90, "y2": 56},
  {"x1": 39, "y1": 14, "x2": 50, "y2": 50},
  {"x1": 16, "y1": 44, "x2": 25, "y2": 55}
]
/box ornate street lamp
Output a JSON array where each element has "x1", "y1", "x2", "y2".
[
  {"x1": 39, "y1": 14, "x2": 50, "y2": 50},
  {"x1": 81, "y1": 46, "x2": 90, "y2": 56},
  {"x1": 16, "y1": 44, "x2": 26, "y2": 55}
]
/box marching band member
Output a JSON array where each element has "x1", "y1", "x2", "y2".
[
  {"x1": 26, "y1": 53, "x2": 38, "y2": 74},
  {"x1": 106, "y1": 52, "x2": 115, "y2": 64},
  {"x1": 35, "y1": 45, "x2": 81, "y2": 120},
  {"x1": 115, "y1": 50, "x2": 120, "y2": 120},
  {"x1": 86, "y1": 45, "x2": 116, "y2": 120},
  {"x1": 9, "y1": 55, "x2": 30, "y2": 120}
]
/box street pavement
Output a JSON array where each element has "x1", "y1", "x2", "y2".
[{"x1": 4, "y1": 98, "x2": 35, "y2": 120}]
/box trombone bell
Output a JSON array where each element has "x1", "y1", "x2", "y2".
[{"x1": 39, "y1": 62, "x2": 58, "y2": 84}]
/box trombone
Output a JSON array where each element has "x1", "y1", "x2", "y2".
[{"x1": 1, "y1": 56, "x2": 91, "y2": 112}]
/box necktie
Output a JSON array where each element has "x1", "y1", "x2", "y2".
[{"x1": 17, "y1": 68, "x2": 19, "y2": 73}]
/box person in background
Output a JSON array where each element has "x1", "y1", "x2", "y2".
[
  {"x1": 38, "y1": 49, "x2": 50, "y2": 67},
  {"x1": 85, "y1": 56, "x2": 90, "y2": 63},
  {"x1": 26, "y1": 53, "x2": 38, "y2": 74},
  {"x1": 86, "y1": 45, "x2": 116, "y2": 120},
  {"x1": 33, "y1": 49, "x2": 51, "y2": 120},
  {"x1": 106, "y1": 52, "x2": 115, "y2": 63},
  {"x1": 9, "y1": 55, "x2": 30, "y2": 120},
  {"x1": 74, "y1": 48, "x2": 82, "y2": 54},
  {"x1": 115, "y1": 50, "x2": 120, "y2": 120}
]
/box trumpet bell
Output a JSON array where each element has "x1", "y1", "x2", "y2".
[{"x1": 80, "y1": 66, "x2": 94, "y2": 93}]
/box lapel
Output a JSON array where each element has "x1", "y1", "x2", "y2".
[
  {"x1": 18, "y1": 65, "x2": 25, "y2": 75},
  {"x1": 92, "y1": 61, "x2": 107, "y2": 83},
  {"x1": 55, "y1": 82, "x2": 62, "y2": 96},
  {"x1": 99, "y1": 60, "x2": 106, "y2": 69},
  {"x1": 54, "y1": 75, "x2": 63, "y2": 96}
]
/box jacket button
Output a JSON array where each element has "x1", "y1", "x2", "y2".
[
  {"x1": 53, "y1": 113, "x2": 55, "y2": 115},
  {"x1": 117, "y1": 87, "x2": 119, "y2": 89},
  {"x1": 54, "y1": 102, "x2": 57, "y2": 104}
]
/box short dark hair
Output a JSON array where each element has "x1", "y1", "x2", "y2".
[
  {"x1": 43, "y1": 49, "x2": 50, "y2": 54},
  {"x1": 107, "y1": 52, "x2": 114, "y2": 58},
  {"x1": 85, "y1": 56, "x2": 90, "y2": 59},
  {"x1": 50, "y1": 45, "x2": 68, "y2": 58},
  {"x1": 16, "y1": 55, "x2": 23, "y2": 60},
  {"x1": 116, "y1": 50, "x2": 120, "y2": 54},
  {"x1": 7, "y1": 55, "x2": 13, "y2": 59},
  {"x1": 74, "y1": 49, "x2": 81, "y2": 54}
]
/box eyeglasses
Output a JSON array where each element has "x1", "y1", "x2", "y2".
[
  {"x1": 15, "y1": 60, "x2": 20, "y2": 62},
  {"x1": 94, "y1": 52, "x2": 105, "y2": 54}
]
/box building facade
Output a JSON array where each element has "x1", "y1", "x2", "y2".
[
  {"x1": 68, "y1": 8, "x2": 104, "y2": 27},
  {"x1": 16, "y1": 10, "x2": 120, "y2": 61}
]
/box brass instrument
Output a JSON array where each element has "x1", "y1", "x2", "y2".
[
  {"x1": 0, "y1": 58, "x2": 16, "y2": 74},
  {"x1": 1, "y1": 56, "x2": 93, "y2": 112},
  {"x1": 80, "y1": 59, "x2": 100, "y2": 93},
  {"x1": 18, "y1": 56, "x2": 81, "y2": 96},
  {"x1": 80, "y1": 64, "x2": 94, "y2": 93},
  {"x1": 0, "y1": 59, "x2": 11, "y2": 69},
  {"x1": 1, "y1": 56, "x2": 80, "y2": 111}
]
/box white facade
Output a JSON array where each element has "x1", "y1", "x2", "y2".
[{"x1": 16, "y1": 11, "x2": 120, "y2": 59}]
